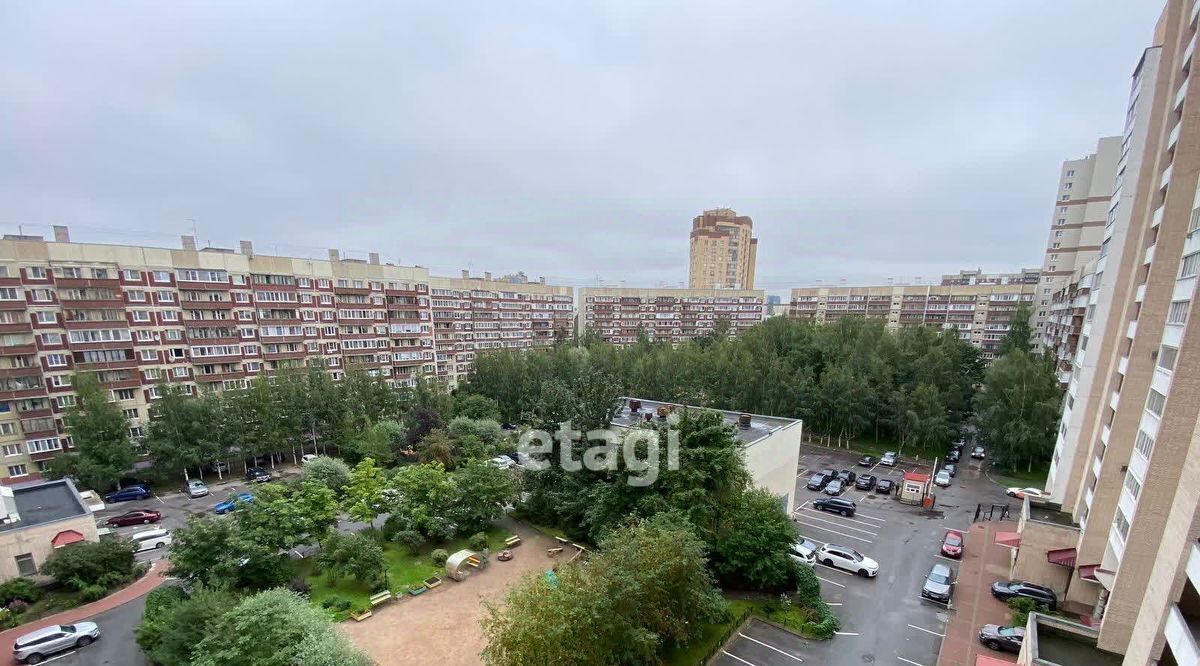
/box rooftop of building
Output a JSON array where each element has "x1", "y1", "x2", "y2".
[
  {"x1": 611, "y1": 397, "x2": 799, "y2": 447},
  {"x1": 0, "y1": 478, "x2": 90, "y2": 533},
  {"x1": 1025, "y1": 613, "x2": 1123, "y2": 666},
  {"x1": 1026, "y1": 499, "x2": 1079, "y2": 528}
]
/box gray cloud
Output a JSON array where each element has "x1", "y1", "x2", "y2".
[{"x1": 0, "y1": 1, "x2": 1160, "y2": 295}]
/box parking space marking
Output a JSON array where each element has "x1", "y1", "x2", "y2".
[
  {"x1": 897, "y1": 658, "x2": 927, "y2": 666},
  {"x1": 907, "y1": 624, "x2": 944, "y2": 638},
  {"x1": 796, "y1": 500, "x2": 810, "y2": 510},
  {"x1": 934, "y1": 555, "x2": 961, "y2": 564},
  {"x1": 815, "y1": 574, "x2": 846, "y2": 588},
  {"x1": 794, "y1": 520, "x2": 874, "y2": 544},
  {"x1": 834, "y1": 631, "x2": 859, "y2": 636},
  {"x1": 816, "y1": 562, "x2": 856, "y2": 577},
  {"x1": 795, "y1": 512, "x2": 880, "y2": 535},
  {"x1": 826, "y1": 602, "x2": 843, "y2": 606},
  {"x1": 721, "y1": 650, "x2": 757, "y2": 665},
  {"x1": 737, "y1": 633, "x2": 803, "y2": 662},
  {"x1": 851, "y1": 511, "x2": 886, "y2": 523},
  {"x1": 40, "y1": 651, "x2": 77, "y2": 664}
]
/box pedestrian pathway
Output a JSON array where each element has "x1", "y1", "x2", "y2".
[
  {"x1": 936, "y1": 521, "x2": 1019, "y2": 666},
  {"x1": 0, "y1": 560, "x2": 168, "y2": 653}
]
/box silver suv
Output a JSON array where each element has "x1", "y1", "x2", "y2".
[
  {"x1": 13, "y1": 622, "x2": 100, "y2": 664},
  {"x1": 184, "y1": 478, "x2": 209, "y2": 498}
]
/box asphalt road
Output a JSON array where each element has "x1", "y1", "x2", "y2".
[
  {"x1": 727, "y1": 444, "x2": 1017, "y2": 666},
  {"x1": 23, "y1": 592, "x2": 150, "y2": 666}
]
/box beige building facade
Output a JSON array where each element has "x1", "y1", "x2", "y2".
[
  {"x1": 1012, "y1": 3, "x2": 1200, "y2": 664},
  {"x1": 688, "y1": 208, "x2": 758, "y2": 290},
  {"x1": 0, "y1": 229, "x2": 573, "y2": 484},
  {"x1": 0, "y1": 479, "x2": 98, "y2": 581},
  {"x1": 577, "y1": 287, "x2": 764, "y2": 346},
  {"x1": 788, "y1": 279, "x2": 1038, "y2": 361}
]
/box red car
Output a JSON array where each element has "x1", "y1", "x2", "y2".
[
  {"x1": 941, "y1": 529, "x2": 964, "y2": 558},
  {"x1": 105, "y1": 509, "x2": 162, "y2": 527}
]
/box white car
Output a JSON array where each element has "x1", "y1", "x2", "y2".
[
  {"x1": 183, "y1": 478, "x2": 209, "y2": 498},
  {"x1": 301, "y1": 454, "x2": 319, "y2": 465},
  {"x1": 487, "y1": 456, "x2": 515, "y2": 470},
  {"x1": 880, "y1": 451, "x2": 897, "y2": 467},
  {"x1": 934, "y1": 470, "x2": 952, "y2": 487},
  {"x1": 13, "y1": 622, "x2": 100, "y2": 664},
  {"x1": 816, "y1": 544, "x2": 879, "y2": 577},
  {"x1": 1006, "y1": 487, "x2": 1047, "y2": 500},
  {"x1": 132, "y1": 528, "x2": 171, "y2": 553},
  {"x1": 789, "y1": 538, "x2": 818, "y2": 567}
]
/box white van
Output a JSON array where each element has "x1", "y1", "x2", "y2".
[{"x1": 131, "y1": 528, "x2": 171, "y2": 553}]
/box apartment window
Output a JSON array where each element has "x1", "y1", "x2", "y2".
[
  {"x1": 55, "y1": 395, "x2": 75, "y2": 408},
  {"x1": 232, "y1": 274, "x2": 246, "y2": 285},
  {"x1": 14, "y1": 554, "x2": 35, "y2": 577},
  {"x1": 1146, "y1": 389, "x2": 1166, "y2": 417},
  {"x1": 44, "y1": 353, "x2": 67, "y2": 368},
  {"x1": 1113, "y1": 509, "x2": 1131, "y2": 541},
  {"x1": 1050, "y1": 254, "x2": 1059, "y2": 261},
  {"x1": 0, "y1": 423, "x2": 14, "y2": 436},
  {"x1": 139, "y1": 349, "x2": 157, "y2": 362},
  {"x1": 0, "y1": 288, "x2": 19, "y2": 301},
  {"x1": 172, "y1": 366, "x2": 188, "y2": 378},
  {"x1": 1121, "y1": 471, "x2": 1141, "y2": 500},
  {"x1": 244, "y1": 361, "x2": 262, "y2": 372},
  {"x1": 1158, "y1": 345, "x2": 1179, "y2": 371},
  {"x1": 1060, "y1": 195, "x2": 1069, "y2": 201},
  {"x1": 27, "y1": 267, "x2": 46, "y2": 279},
  {"x1": 166, "y1": 330, "x2": 182, "y2": 340},
  {"x1": 129, "y1": 426, "x2": 145, "y2": 438},
  {"x1": 6, "y1": 465, "x2": 27, "y2": 478},
  {"x1": 127, "y1": 289, "x2": 146, "y2": 302},
  {"x1": 1066, "y1": 169, "x2": 1075, "y2": 177},
  {"x1": 234, "y1": 292, "x2": 250, "y2": 303},
  {"x1": 1182, "y1": 252, "x2": 1200, "y2": 278},
  {"x1": 1080, "y1": 336, "x2": 1088, "y2": 351},
  {"x1": 122, "y1": 269, "x2": 140, "y2": 281},
  {"x1": 40, "y1": 333, "x2": 61, "y2": 346},
  {"x1": 1168, "y1": 300, "x2": 1190, "y2": 324},
  {"x1": 143, "y1": 368, "x2": 162, "y2": 381},
  {"x1": 161, "y1": 310, "x2": 179, "y2": 322},
  {"x1": 25, "y1": 438, "x2": 61, "y2": 454},
  {"x1": 113, "y1": 389, "x2": 135, "y2": 401},
  {"x1": 29, "y1": 289, "x2": 53, "y2": 303},
  {"x1": 318, "y1": 279, "x2": 330, "y2": 288},
  {"x1": 337, "y1": 279, "x2": 349, "y2": 288},
  {"x1": 132, "y1": 310, "x2": 151, "y2": 322},
  {"x1": 122, "y1": 408, "x2": 138, "y2": 420},
  {"x1": 151, "y1": 271, "x2": 171, "y2": 282},
  {"x1": 157, "y1": 290, "x2": 176, "y2": 303},
  {"x1": 35, "y1": 312, "x2": 56, "y2": 324},
  {"x1": 2, "y1": 444, "x2": 20, "y2": 457},
  {"x1": 1135, "y1": 429, "x2": 1154, "y2": 458},
  {"x1": 1063, "y1": 182, "x2": 1073, "y2": 190}
]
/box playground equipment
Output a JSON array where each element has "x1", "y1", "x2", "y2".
[{"x1": 445, "y1": 549, "x2": 487, "y2": 582}]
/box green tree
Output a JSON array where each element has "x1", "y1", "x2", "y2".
[
  {"x1": 455, "y1": 394, "x2": 502, "y2": 420},
  {"x1": 319, "y1": 532, "x2": 386, "y2": 588},
  {"x1": 452, "y1": 460, "x2": 517, "y2": 534},
  {"x1": 999, "y1": 303, "x2": 1036, "y2": 356},
  {"x1": 137, "y1": 585, "x2": 238, "y2": 666},
  {"x1": 300, "y1": 456, "x2": 352, "y2": 495},
  {"x1": 416, "y1": 429, "x2": 458, "y2": 469},
  {"x1": 905, "y1": 383, "x2": 952, "y2": 455},
  {"x1": 192, "y1": 589, "x2": 371, "y2": 666},
  {"x1": 167, "y1": 515, "x2": 290, "y2": 590},
  {"x1": 143, "y1": 383, "x2": 207, "y2": 482},
  {"x1": 711, "y1": 488, "x2": 799, "y2": 590},
  {"x1": 976, "y1": 348, "x2": 1061, "y2": 472},
  {"x1": 390, "y1": 462, "x2": 456, "y2": 538},
  {"x1": 343, "y1": 458, "x2": 388, "y2": 526},
  {"x1": 59, "y1": 372, "x2": 136, "y2": 490},
  {"x1": 40, "y1": 537, "x2": 135, "y2": 589}
]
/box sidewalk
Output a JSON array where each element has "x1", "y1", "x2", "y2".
[
  {"x1": 0, "y1": 560, "x2": 168, "y2": 652},
  {"x1": 937, "y1": 521, "x2": 1019, "y2": 666}
]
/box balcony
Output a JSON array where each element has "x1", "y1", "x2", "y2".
[
  {"x1": 1165, "y1": 602, "x2": 1200, "y2": 666},
  {"x1": 1154, "y1": 204, "x2": 1166, "y2": 228},
  {"x1": 1178, "y1": 77, "x2": 1191, "y2": 112},
  {"x1": 1163, "y1": 163, "x2": 1175, "y2": 190}
]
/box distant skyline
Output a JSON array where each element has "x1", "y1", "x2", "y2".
[{"x1": 0, "y1": 1, "x2": 1161, "y2": 296}]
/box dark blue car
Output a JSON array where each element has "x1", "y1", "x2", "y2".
[
  {"x1": 104, "y1": 485, "x2": 151, "y2": 503},
  {"x1": 214, "y1": 492, "x2": 253, "y2": 515}
]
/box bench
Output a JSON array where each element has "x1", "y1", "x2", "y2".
[
  {"x1": 554, "y1": 536, "x2": 569, "y2": 545},
  {"x1": 369, "y1": 591, "x2": 392, "y2": 608},
  {"x1": 504, "y1": 535, "x2": 522, "y2": 548},
  {"x1": 547, "y1": 547, "x2": 564, "y2": 556},
  {"x1": 466, "y1": 556, "x2": 482, "y2": 568}
]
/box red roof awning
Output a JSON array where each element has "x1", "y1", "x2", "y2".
[
  {"x1": 903, "y1": 472, "x2": 930, "y2": 482},
  {"x1": 51, "y1": 529, "x2": 84, "y2": 549},
  {"x1": 995, "y1": 531, "x2": 1021, "y2": 548},
  {"x1": 1047, "y1": 547, "x2": 1077, "y2": 567}
]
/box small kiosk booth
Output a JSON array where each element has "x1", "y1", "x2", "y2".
[{"x1": 900, "y1": 471, "x2": 932, "y2": 505}]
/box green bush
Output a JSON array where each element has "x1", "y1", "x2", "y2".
[
  {"x1": 80, "y1": 584, "x2": 108, "y2": 603},
  {"x1": 320, "y1": 596, "x2": 353, "y2": 612},
  {"x1": 394, "y1": 529, "x2": 425, "y2": 555},
  {"x1": 41, "y1": 538, "x2": 135, "y2": 590},
  {"x1": 468, "y1": 532, "x2": 489, "y2": 552},
  {"x1": 0, "y1": 577, "x2": 42, "y2": 605},
  {"x1": 1007, "y1": 597, "x2": 1046, "y2": 626},
  {"x1": 431, "y1": 549, "x2": 449, "y2": 567}
]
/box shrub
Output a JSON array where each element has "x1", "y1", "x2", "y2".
[
  {"x1": 394, "y1": 530, "x2": 425, "y2": 556},
  {"x1": 1007, "y1": 597, "x2": 1045, "y2": 626},
  {"x1": 289, "y1": 577, "x2": 312, "y2": 597},
  {"x1": 0, "y1": 607, "x2": 15, "y2": 630},
  {"x1": 381, "y1": 514, "x2": 409, "y2": 542},
  {"x1": 431, "y1": 549, "x2": 449, "y2": 567},
  {"x1": 320, "y1": 596, "x2": 353, "y2": 612},
  {"x1": 0, "y1": 577, "x2": 42, "y2": 606},
  {"x1": 5, "y1": 599, "x2": 30, "y2": 614},
  {"x1": 97, "y1": 571, "x2": 130, "y2": 589},
  {"x1": 41, "y1": 538, "x2": 135, "y2": 590},
  {"x1": 301, "y1": 456, "x2": 352, "y2": 494},
  {"x1": 468, "y1": 532, "x2": 489, "y2": 552},
  {"x1": 80, "y1": 584, "x2": 107, "y2": 603}
]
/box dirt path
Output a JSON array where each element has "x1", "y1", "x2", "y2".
[{"x1": 339, "y1": 520, "x2": 563, "y2": 665}]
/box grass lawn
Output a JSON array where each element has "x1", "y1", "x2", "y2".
[
  {"x1": 14, "y1": 589, "x2": 85, "y2": 625},
  {"x1": 660, "y1": 599, "x2": 758, "y2": 665},
  {"x1": 805, "y1": 435, "x2": 945, "y2": 464},
  {"x1": 298, "y1": 526, "x2": 513, "y2": 612},
  {"x1": 990, "y1": 463, "x2": 1051, "y2": 488}
]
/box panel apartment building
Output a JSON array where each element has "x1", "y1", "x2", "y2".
[
  {"x1": 1010, "y1": 2, "x2": 1200, "y2": 664},
  {"x1": 688, "y1": 208, "x2": 758, "y2": 290},
  {"x1": 577, "y1": 287, "x2": 765, "y2": 345},
  {"x1": 0, "y1": 229, "x2": 573, "y2": 485},
  {"x1": 788, "y1": 270, "x2": 1039, "y2": 361}
]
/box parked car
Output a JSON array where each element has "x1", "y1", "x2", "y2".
[
  {"x1": 487, "y1": 456, "x2": 515, "y2": 470},
  {"x1": 788, "y1": 538, "x2": 818, "y2": 567},
  {"x1": 854, "y1": 474, "x2": 876, "y2": 491},
  {"x1": 13, "y1": 622, "x2": 100, "y2": 664},
  {"x1": 207, "y1": 461, "x2": 230, "y2": 474},
  {"x1": 934, "y1": 470, "x2": 952, "y2": 487},
  {"x1": 812, "y1": 497, "x2": 857, "y2": 517},
  {"x1": 183, "y1": 479, "x2": 209, "y2": 498},
  {"x1": 104, "y1": 486, "x2": 150, "y2": 503},
  {"x1": 118, "y1": 477, "x2": 152, "y2": 490},
  {"x1": 245, "y1": 466, "x2": 271, "y2": 483},
  {"x1": 946, "y1": 449, "x2": 961, "y2": 463},
  {"x1": 105, "y1": 509, "x2": 161, "y2": 527},
  {"x1": 921, "y1": 563, "x2": 954, "y2": 602},
  {"x1": 806, "y1": 472, "x2": 832, "y2": 491},
  {"x1": 950, "y1": 439, "x2": 966, "y2": 450},
  {"x1": 132, "y1": 528, "x2": 171, "y2": 553},
  {"x1": 857, "y1": 455, "x2": 877, "y2": 467},
  {"x1": 301, "y1": 454, "x2": 318, "y2": 465},
  {"x1": 214, "y1": 492, "x2": 254, "y2": 515},
  {"x1": 879, "y1": 451, "x2": 897, "y2": 467},
  {"x1": 816, "y1": 544, "x2": 878, "y2": 577},
  {"x1": 941, "y1": 529, "x2": 965, "y2": 558},
  {"x1": 971, "y1": 446, "x2": 986, "y2": 459},
  {"x1": 1006, "y1": 487, "x2": 1047, "y2": 500},
  {"x1": 824, "y1": 479, "x2": 846, "y2": 496},
  {"x1": 990, "y1": 580, "x2": 1057, "y2": 610},
  {"x1": 836, "y1": 470, "x2": 857, "y2": 485},
  {"x1": 876, "y1": 478, "x2": 895, "y2": 494},
  {"x1": 943, "y1": 463, "x2": 957, "y2": 477},
  {"x1": 978, "y1": 624, "x2": 1025, "y2": 653}
]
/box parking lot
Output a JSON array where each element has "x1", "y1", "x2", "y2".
[{"x1": 717, "y1": 444, "x2": 1015, "y2": 666}]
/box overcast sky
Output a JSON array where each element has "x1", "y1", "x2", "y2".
[{"x1": 0, "y1": 1, "x2": 1163, "y2": 295}]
